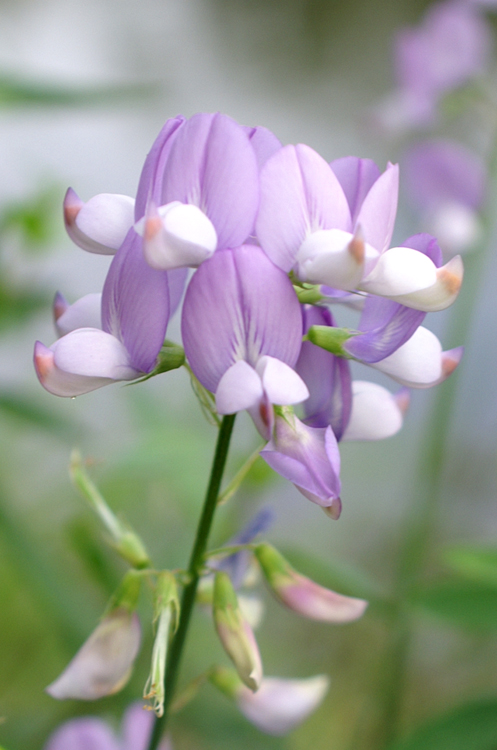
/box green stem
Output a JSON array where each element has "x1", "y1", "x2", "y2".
[{"x1": 147, "y1": 414, "x2": 236, "y2": 750}]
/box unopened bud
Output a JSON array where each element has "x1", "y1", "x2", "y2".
[
  {"x1": 255, "y1": 544, "x2": 367, "y2": 623},
  {"x1": 213, "y1": 572, "x2": 263, "y2": 691}
]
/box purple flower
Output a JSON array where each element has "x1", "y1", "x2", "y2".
[
  {"x1": 44, "y1": 703, "x2": 171, "y2": 750},
  {"x1": 63, "y1": 189, "x2": 135, "y2": 256},
  {"x1": 260, "y1": 408, "x2": 342, "y2": 517},
  {"x1": 257, "y1": 148, "x2": 461, "y2": 311},
  {"x1": 182, "y1": 244, "x2": 308, "y2": 439},
  {"x1": 376, "y1": 1, "x2": 492, "y2": 131},
  {"x1": 403, "y1": 139, "x2": 486, "y2": 254},
  {"x1": 137, "y1": 113, "x2": 260, "y2": 271},
  {"x1": 34, "y1": 230, "x2": 170, "y2": 397}
]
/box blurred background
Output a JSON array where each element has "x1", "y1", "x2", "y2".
[{"x1": 1, "y1": 0, "x2": 497, "y2": 748}]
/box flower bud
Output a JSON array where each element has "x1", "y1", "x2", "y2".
[
  {"x1": 144, "y1": 572, "x2": 180, "y2": 717},
  {"x1": 46, "y1": 573, "x2": 142, "y2": 700},
  {"x1": 213, "y1": 572, "x2": 263, "y2": 691},
  {"x1": 255, "y1": 543, "x2": 367, "y2": 623}
]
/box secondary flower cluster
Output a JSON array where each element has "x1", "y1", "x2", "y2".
[{"x1": 34, "y1": 112, "x2": 463, "y2": 515}]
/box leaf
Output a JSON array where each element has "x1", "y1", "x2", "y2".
[
  {"x1": 387, "y1": 700, "x2": 497, "y2": 750},
  {"x1": 444, "y1": 545, "x2": 497, "y2": 588},
  {"x1": 412, "y1": 579, "x2": 497, "y2": 630}
]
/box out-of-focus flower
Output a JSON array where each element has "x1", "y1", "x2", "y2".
[
  {"x1": 403, "y1": 140, "x2": 486, "y2": 255},
  {"x1": 44, "y1": 703, "x2": 171, "y2": 750},
  {"x1": 376, "y1": 0, "x2": 493, "y2": 132},
  {"x1": 255, "y1": 543, "x2": 367, "y2": 621},
  {"x1": 34, "y1": 230, "x2": 170, "y2": 397},
  {"x1": 46, "y1": 608, "x2": 141, "y2": 700},
  {"x1": 182, "y1": 244, "x2": 308, "y2": 439},
  {"x1": 210, "y1": 666, "x2": 330, "y2": 735},
  {"x1": 213, "y1": 571, "x2": 263, "y2": 691}
]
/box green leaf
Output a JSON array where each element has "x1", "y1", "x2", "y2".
[
  {"x1": 387, "y1": 700, "x2": 497, "y2": 750},
  {"x1": 443, "y1": 545, "x2": 497, "y2": 588},
  {"x1": 413, "y1": 579, "x2": 497, "y2": 630}
]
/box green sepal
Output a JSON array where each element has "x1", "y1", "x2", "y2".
[
  {"x1": 304, "y1": 325, "x2": 356, "y2": 357},
  {"x1": 129, "y1": 340, "x2": 185, "y2": 384},
  {"x1": 293, "y1": 283, "x2": 325, "y2": 305},
  {"x1": 107, "y1": 569, "x2": 142, "y2": 614},
  {"x1": 213, "y1": 571, "x2": 242, "y2": 630},
  {"x1": 254, "y1": 542, "x2": 292, "y2": 585}
]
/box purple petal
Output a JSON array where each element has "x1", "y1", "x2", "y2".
[
  {"x1": 102, "y1": 229, "x2": 170, "y2": 373},
  {"x1": 168, "y1": 268, "x2": 188, "y2": 317},
  {"x1": 355, "y1": 163, "x2": 399, "y2": 253},
  {"x1": 44, "y1": 718, "x2": 121, "y2": 750},
  {"x1": 296, "y1": 306, "x2": 352, "y2": 439},
  {"x1": 345, "y1": 295, "x2": 425, "y2": 363},
  {"x1": 244, "y1": 125, "x2": 282, "y2": 170},
  {"x1": 122, "y1": 703, "x2": 154, "y2": 750},
  {"x1": 135, "y1": 116, "x2": 186, "y2": 220},
  {"x1": 330, "y1": 156, "x2": 381, "y2": 224},
  {"x1": 401, "y1": 233, "x2": 443, "y2": 267},
  {"x1": 403, "y1": 139, "x2": 486, "y2": 212},
  {"x1": 161, "y1": 113, "x2": 259, "y2": 249},
  {"x1": 256, "y1": 144, "x2": 351, "y2": 272},
  {"x1": 182, "y1": 245, "x2": 303, "y2": 392}
]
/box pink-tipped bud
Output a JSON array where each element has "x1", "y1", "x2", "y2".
[
  {"x1": 255, "y1": 543, "x2": 367, "y2": 623},
  {"x1": 213, "y1": 572, "x2": 263, "y2": 691},
  {"x1": 52, "y1": 291, "x2": 69, "y2": 324}
]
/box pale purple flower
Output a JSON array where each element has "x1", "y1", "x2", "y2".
[
  {"x1": 260, "y1": 409, "x2": 342, "y2": 517},
  {"x1": 137, "y1": 113, "x2": 260, "y2": 272},
  {"x1": 63, "y1": 189, "x2": 136, "y2": 256},
  {"x1": 46, "y1": 608, "x2": 141, "y2": 701},
  {"x1": 182, "y1": 244, "x2": 308, "y2": 439},
  {"x1": 257, "y1": 148, "x2": 461, "y2": 311},
  {"x1": 34, "y1": 230, "x2": 170, "y2": 397},
  {"x1": 376, "y1": 0, "x2": 493, "y2": 131},
  {"x1": 212, "y1": 507, "x2": 275, "y2": 588},
  {"x1": 403, "y1": 139, "x2": 486, "y2": 254},
  {"x1": 341, "y1": 382, "x2": 410, "y2": 441},
  {"x1": 44, "y1": 703, "x2": 171, "y2": 750}
]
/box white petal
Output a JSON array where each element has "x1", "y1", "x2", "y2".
[
  {"x1": 141, "y1": 202, "x2": 217, "y2": 271},
  {"x1": 371, "y1": 327, "x2": 443, "y2": 387},
  {"x1": 46, "y1": 610, "x2": 141, "y2": 700},
  {"x1": 65, "y1": 190, "x2": 135, "y2": 255},
  {"x1": 256, "y1": 356, "x2": 309, "y2": 405},
  {"x1": 216, "y1": 361, "x2": 264, "y2": 414},
  {"x1": 342, "y1": 381, "x2": 405, "y2": 441},
  {"x1": 381, "y1": 255, "x2": 464, "y2": 312},
  {"x1": 237, "y1": 675, "x2": 330, "y2": 735},
  {"x1": 55, "y1": 293, "x2": 102, "y2": 336},
  {"x1": 53, "y1": 328, "x2": 138, "y2": 380},
  {"x1": 238, "y1": 595, "x2": 265, "y2": 630},
  {"x1": 296, "y1": 229, "x2": 371, "y2": 290},
  {"x1": 360, "y1": 246, "x2": 437, "y2": 297}
]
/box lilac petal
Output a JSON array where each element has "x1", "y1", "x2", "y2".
[
  {"x1": 44, "y1": 718, "x2": 121, "y2": 750},
  {"x1": 55, "y1": 293, "x2": 102, "y2": 336},
  {"x1": 403, "y1": 139, "x2": 486, "y2": 213},
  {"x1": 330, "y1": 156, "x2": 381, "y2": 224},
  {"x1": 257, "y1": 356, "x2": 309, "y2": 405},
  {"x1": 278, "y1": 574, "x2": 367, "y2": 622},
  {"x1": 182, "y1": 245, "x2": 303, "y2": 392},
  {"x1": 135, "y1": 115, "x2": 186, "y2": 220},
  {"x1": 102, "y1": 228, "x2": 170, "y2": 373},
  {"x1": 236, "y1": 675, "x2": 330, "y2": 735},
  {"x1": 46, "y1": 610, "x2": 141, "y2": 700},
  {"x1": 244, "y1": 125, "x2": 282, "y2": 170},
  {"x1": 34, "y1": 334, "x2": 139, "y2": 398},
  {"x1": 297, "y1": 306, "x2": 352, "y2": 439},
  {"x1": 216, "y1": 361, "x2": 264, "y2": 414},
  {"x1": 342, "y1": 381, "x2": 406, "y2": 441},
  {"x1": 345, "y1": 295, "x2": 425, "y2": 363},
  {"x1": 64, "y1": 189, "x2": 135, "y2": 255},
  {"x1": 257, "y1": 144, "x2": 351, "y2": 272},
  {"x1": 161, "y1": 113, "x2": 259, "y2": 249},
  {"x1": 355, "y1": 162, "x2": 399, "y2": 253},
  {"x1": 122, "y1": 704, "x2": 172, "y2": 750},
  {"x1": 371, "y1": 326, "x2": 443, "y2": 386},
  {"x1": 261, "y1": 416, "x2": 341, "y2": 509},
  {"x1": 168, "y1": 268, "x2": 188, "y2": 317}
]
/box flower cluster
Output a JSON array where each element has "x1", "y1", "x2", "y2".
[{"x1": 34, "y1": 112, "x2": 463, "y2": 515}]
